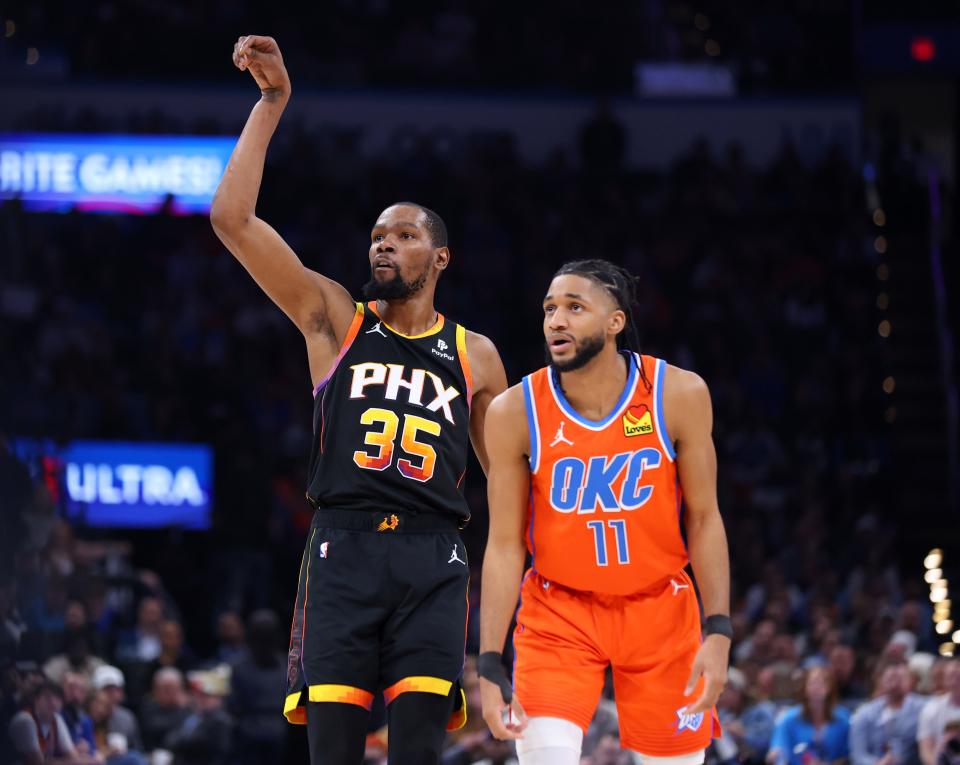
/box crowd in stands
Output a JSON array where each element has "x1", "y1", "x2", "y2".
[
  {"x1": 0, "y1": 94, "x2": 945, "y2": 763},
  {"x1": 1, "y1": 0, "x2": 856, "y2": 93}
]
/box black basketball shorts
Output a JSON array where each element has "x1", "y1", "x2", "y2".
[{"x1": 284, "y1": 509, "x2": 469, "y2": 729}]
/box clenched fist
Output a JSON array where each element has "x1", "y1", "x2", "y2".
[{"x1": 232, "y1": 35, "x2": 291, "y2": 100}]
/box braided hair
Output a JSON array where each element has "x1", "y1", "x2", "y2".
[{"x1": 552, "y1": 259, "x2": 652, "y2": 391}]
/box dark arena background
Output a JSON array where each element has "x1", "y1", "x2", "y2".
[{"x1": 2, "y1": 2, "x2": 960, "y2": 764}]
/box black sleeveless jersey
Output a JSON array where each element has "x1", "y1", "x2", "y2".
[{"x1": 306, "y1": 302, "x2": 473, "y2": 520}]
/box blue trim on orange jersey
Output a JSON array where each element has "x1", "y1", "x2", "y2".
[
  {"x1": 654, "y1": 358, "x2": 677, "y2": 460},
  {"x1": 527, "y1": 485, "x2": 538, "y2": 571},
  {"x1": 511, "y1": 568, "x2": 535, "y2": 690},
  {"x1": 549, "y1": 351, "x2": 638, "y2": 430},
  {"x1": 522, "y1": 375, "x2": 540, "y2": 472}
]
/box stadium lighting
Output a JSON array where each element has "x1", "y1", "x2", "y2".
[
  {"x1": 931, "y1": 588, "x2": 948, "y2": 603},
  {"x1": 935, "y1": 620, "x2": 953, "y2": 634},
  {"x1": 926, "y1": 568, "x2": 943, "y2": 584},
  {"x1": 941, "y1": 643, "x2": 955, "y2": 657},
  {"x1": 925, "y1": 550, "x2": 944, "y2": 569}
]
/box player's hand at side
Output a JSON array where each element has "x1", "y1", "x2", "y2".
[
  {"x1": 480, "y1": 677, "x2": 528, "y2": 740},
  {"x1": 683, "y1": 633, "x2": 730, "y2": 715},
  {"x1": 232, "y1": 35, "x2": 291, "y2": 99}
]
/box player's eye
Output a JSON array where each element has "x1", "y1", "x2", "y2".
[
  {"x1": 401, "y1": 232, "x2": 414, "y2": 239},
  {"x1": 373, "y1": 234, "x2": 384, "y2": 242},
  {"x1": 571, "y1": 304, "x2": 583, "y2": 311},
  {"x1": 544, "y1": 305, "x2": 556, "y2": 314}
]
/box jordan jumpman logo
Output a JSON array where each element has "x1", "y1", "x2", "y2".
[
  {"x1": 550, "y1": 421, "x2": 574, "y2": 447},
  {"x1": 366, "y1": 322, "x2": 387, "y2": 338}
]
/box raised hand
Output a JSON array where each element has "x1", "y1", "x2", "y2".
[{"x1": 232, "y1": 35, "x2": 291, "y2": 99}]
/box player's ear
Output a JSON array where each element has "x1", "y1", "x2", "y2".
[
  {"x1": 608, "y1": 309, "x2": 626, "y2": 336},
  {"x1": 434, "y1": 246, "x2": 451, "y2": 271}
]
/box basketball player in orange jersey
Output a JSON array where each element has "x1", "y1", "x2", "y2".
[
  {"x1": 212, "y1": 36, "x2": 508, "y2": 765},
  {"x1": 478, "y1": 259, "x2": 731, "y2": 764}
]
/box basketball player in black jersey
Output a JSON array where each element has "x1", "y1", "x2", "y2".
[{"x1": 210, "y1": 36, "x2": 508, "y2": 765}]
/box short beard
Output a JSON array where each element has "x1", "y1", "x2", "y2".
[
  {"x1": 361, "y1": 267, "x2": 428, "y2": 301},
  {"x1": 546, "y1": 331, "x2": 606, "y2": 373}
]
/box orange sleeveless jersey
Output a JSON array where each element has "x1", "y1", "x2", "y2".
[{"x1": 522, "y1": 353, "x2": 687, "y2": 595}]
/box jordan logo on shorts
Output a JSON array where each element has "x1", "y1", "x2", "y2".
[
  {"x1": 676, "y1": 706, "x2": 704, "y2": 732},
  {"x1": 366, "y1": 322, "x2": 387, "y2": 338},
  {"x1": 448, "y1": 545, "x2": 466, "y2": 565},
  {"x1": 670, "y1": 579, "x2": 688, "y2": 596},
  {"x1": 549, "y1": 421, "x2": 574, "y2": 447},
  {"x1": 377, "y1": 514, "x2": 400, "y2": 532}
]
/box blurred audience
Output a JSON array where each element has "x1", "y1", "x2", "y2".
[
  {"x1": 768, "y1": 667, "x2": 851, "y2": 765},
  {"x1": 919, "y1": 662, "x2": 960, "y2": 765},
  {"x1": 7, "y1": 680, "x2": 81, "y2": 764},
  {"x1": 139, "y1": 668, "x2": 189, "y2": 753},
  {"x1": 0, "y1": 97, "x2": 934, "y2": 762},
  {"x1": 850, "y1": 661, "x2": 925, "y2": 765},
  {"x1": 226, "y1": 611, "x2": 285, "y2": 765}
]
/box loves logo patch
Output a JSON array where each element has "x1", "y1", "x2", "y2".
[{"x1": 622, "y1": 404, "x2": 653, "y2": 437}]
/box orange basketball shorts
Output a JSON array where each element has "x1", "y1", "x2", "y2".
[{"x1": 512, "y1": 568, "x2": 720, "y2": 755}]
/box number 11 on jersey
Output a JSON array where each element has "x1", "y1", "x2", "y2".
[{"x1": 587, "y1": 519, "x2": 630, "y2": 566}]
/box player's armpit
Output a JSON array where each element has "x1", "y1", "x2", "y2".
[{"x1": 464, "y1": 332, "x2": 509, "y2": 475}]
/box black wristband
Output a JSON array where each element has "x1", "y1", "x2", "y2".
[
  {"x1": 477, "y1": 651, "x2": 513, "y2": 703},
  {"x1": 704, "y1": 614, "x2": 733, "y2": 639}
]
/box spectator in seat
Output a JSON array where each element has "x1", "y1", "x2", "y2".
[
  {"x1": 768, "y1": 666, "x2": 850, "y2": 765},
  {"x1": 850, "y1": 660, "x2": 925, "y2": 765},
  {"x1": 43, "y1": 629, "x2": 105, "y2": 687},
  {"x1": 920, "y1": 661, "x2": 960, "y2": 765},
  {"x1": 88, "y1": 688, "x2": 145, "y2": 765},
  {"x1": 226, "y1": 610, "x2": 284, "y2": 765},
  {"x1": 138, "y1": 668, "x2": 189, "y2": 753},
  {"x1": 91, "y1": 666, "x2": 143, "y2": 755},
  {"x1": 7, "y1": 680, "x2": 83, "y2": 764},
  {"x1": 163, "y1": 667, "x2": 233, "y2": 765},
  {"x1": 60, "y1": 671, "x2": 97, "y2": 758}
]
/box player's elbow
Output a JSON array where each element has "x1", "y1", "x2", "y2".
[{"x1": 209, "y1": 196, "x2": 251, "y2": 237}]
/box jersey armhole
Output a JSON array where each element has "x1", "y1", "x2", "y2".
[
  {"x1": 312, "y1": 302, "x2": 365, "y2": 397},
  {"x1": 455, "y1": 324, "x2": 474, "y2": 413},
  {"x1": 521, "y1": 375, "x2": 541, "y2": 473},
  {"x1": 652, "y1": 357, "x2": 677, "y2": 461}
]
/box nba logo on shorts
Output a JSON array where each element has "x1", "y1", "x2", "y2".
[
  {"x1": 320, "y1": 542, "x2": 329, "y2": 558},
  {"x1": 676, "y1": 706, "x2": 703, "y2": 733}
]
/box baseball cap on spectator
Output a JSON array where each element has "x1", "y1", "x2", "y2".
[
  {"x1": 187, "y1": 665, "x2": 230, "y2": 697},
  {"x1": 909, "y1": 651, "x2": 935, "y2": 679},
  {"x1": 92, "y1": 665, "x2": 125, "y2": 690},
  {"x1": 888, "y1": 630, "x2": 917, "y2": 658}
]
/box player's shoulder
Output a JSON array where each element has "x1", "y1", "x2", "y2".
[
  {"x1": 462, "y1": 328, "x2": 500, "y2": 361},
  {"x1": 489, "y1": 382, "x2": 526, "y2": 416},
  {"x1": 484, "y1": 383, "x2": 529, "y2": 451},
  {"x1": 663, "y1": 363, "x2": 710, "y2": 401}
]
